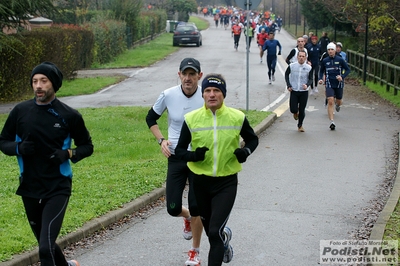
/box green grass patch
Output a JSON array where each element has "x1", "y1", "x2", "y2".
[
  {"x1": 57, "y1": 76, "x2": 126, "y2": 97},
  {"x1": 383, "y1": 199, "x2": 400, "y2": 260},
  {"x1": 365, "y1": 81, "x2": 400, "y2": 108},
  {"x1": 91, "y1": 33, "x2": 179, "y2": 69},
  {"x1": 0, "y1": 106, "x2": 269, "y2": 262},
  {"x1": 189, "y1": 16, "x2": 209, "y2": 30}
]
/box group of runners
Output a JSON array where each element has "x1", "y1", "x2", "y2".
[{"x1": 225, "y1": 14, "x2": 351, "y2": 132}]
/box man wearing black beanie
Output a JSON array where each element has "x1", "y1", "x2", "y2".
[
  {"x1": 175, "y1": 73, "x2": 259, "y2": 266},
  {"x1": 0, "y1": 62, "x2": 93, "y2": 266},
  {"x1": 30, "y1": 61, "x2": 63, "y2": 92}
]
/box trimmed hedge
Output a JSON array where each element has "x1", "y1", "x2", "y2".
[
  {"x1": 131, "y1": 10, "x2": 167, "y2": 44},
  {"x1": 84, "y1": 19, "x2": 127, "y2": 65},
  {"x1": 0, "y1": 25, "x2": 94, "y2": 102}
]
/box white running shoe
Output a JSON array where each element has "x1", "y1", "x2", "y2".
[
  {"x1": 67, "y1": 260, "x2": 80, "y2": 266},
  {"x1": 272, "y1": 75, "x2": 275, "y2": 81},
  {"x1": 223, "y1": 227, "x2": 233, "y2": 263},
  {"x1": 314, "y1": 87, "x2": 319, "y2": 93},
  {"x1": 183, "y1": 217, "x2": 192, "y2": 240},
  {"x1": 185, "y1": 249, "x2": 201, "y2": 266}
]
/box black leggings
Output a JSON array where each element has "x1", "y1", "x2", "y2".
[
  {"x1": 22, "y1": 195, "x2": 69, "y2": 266},
  {"x1": 166, "y1": 155, "x2": 199, "y2": 217},
  {"x1": 234, "y1": 35, "x2": 240, "y2": 48},
  {"x1": 193, "y1": 173, "x2": 238, "y2": 266},
  {"x1": 310, "y1": 64, "x2": 319, "y2": 88},
  {"x1": 267, "y1": 55, "x2": 277, "y2": 79},
  {"x1": 289, "y1": 90, "x2": 309, "y2": 127},
  {"x1": 246, "y1": 36, "x2": 253, "y2": 48}
]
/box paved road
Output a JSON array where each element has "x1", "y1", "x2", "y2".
[{"x1": 2, "y1": 15, "x2": 400, "y2": 266}]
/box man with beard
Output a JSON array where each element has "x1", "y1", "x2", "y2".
[{"x1": 0, "y1": 62, "x2": 94, "y2": 266}]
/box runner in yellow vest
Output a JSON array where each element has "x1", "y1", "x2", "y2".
[{"x1": 176, "y1": 73, "x2": 259, "y2": 266}]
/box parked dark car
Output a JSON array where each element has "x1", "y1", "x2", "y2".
[{"x1": 173, "y1": 23, "x2": 202, "y2": 47}]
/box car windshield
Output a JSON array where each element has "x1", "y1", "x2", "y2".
[{"x1": 176, "y1": 26, "x2": 196, "y2": 32}]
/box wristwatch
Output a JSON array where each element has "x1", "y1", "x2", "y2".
[{"x1": 158, "y1": 138, "x2": 165, "y2": 145}]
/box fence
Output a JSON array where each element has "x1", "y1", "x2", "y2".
[{"x1": 347, "y1": 49, "x2": 399, "y2": 96}]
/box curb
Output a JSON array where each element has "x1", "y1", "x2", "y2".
[
  {"x1": 1, "y1": 113, "x2": 278, "y2": 266},
  {"x1": 368, "y1": 132, "x2": 400, "y2": 266}
]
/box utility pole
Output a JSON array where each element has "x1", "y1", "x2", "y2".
[
  {"x1": 295, "y1": 0, "x2": 298, "y2": 36},
  {"x1": 283, "y1": 0, "x2": 286, "y2": 26},
  {"x1": 363, "y1": 4, "x2": 369, "y2": 85}
]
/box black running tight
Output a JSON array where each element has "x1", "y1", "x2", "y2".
[
  {"x1": 289, "y1": 90, "x2": 309, "y2": 127},
  {"x1": 192, "y1": 173, "x2": 238, "y2": 266},
  {"x1": 22, "y1": 195, "x2": 70, "y2": 266}
]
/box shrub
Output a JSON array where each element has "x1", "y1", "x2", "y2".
[
  {"x1": 0, "y1": 25, "x2": 94, "y2": 102},
  {"x1": 84, "y1": 19, "x2": 127, "y2": 65}
]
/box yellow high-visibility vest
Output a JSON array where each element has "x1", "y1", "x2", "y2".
[{"x1": 184, "y1": 103, "x2": 244, "y2": 177}]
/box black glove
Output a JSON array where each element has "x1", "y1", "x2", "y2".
[
  {"x1": 234, "y1": 148, "x2": 251, "y2": 163},
  {"x1": 18, "y1": 140, "x2": 35, "y2": 155},
  {"x1": 49, "y1": 149, "x2": 70, "y2": 164},
  {"x1": 193, "y1": 147, "x2": 209, "y2": 162},
  {"x1": 278, "y1": 51, "x2": 281, "y2": 55}
]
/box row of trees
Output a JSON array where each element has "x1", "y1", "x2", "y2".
[
  {"x1": 300, "y1": 0, "x2": 400, "y2": 65},
  {"x1": 258, "y1": 0, "x2": 399, "y2": 65},
  {"x1": 1, "y1": 1, "x2": 399, "y2": 65}
]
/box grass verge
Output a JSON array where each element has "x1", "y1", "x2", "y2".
[{"x1": 365, "y1": 81, "x2": 400, "y2": 108}]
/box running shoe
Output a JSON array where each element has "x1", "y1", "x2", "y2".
[
  {"x1": 314, "y1": 87, "x2": 319, "y2": 93},
  {"x1": 185, "y1": 249, "x2": 201, "y2": 266},
  {"x1": 272, "y1": 75, "x2": 275, "y2": 81},
  {"x1": 223, "y1": 227, "x2": 233, "y2": 263},
  {"x1": 269, "y1": 79, "x2": 272, "y2": 84},
  {"x1": 293, "y1": 112, "x2": 299, "y2": 120},
  {"x1": 298, "y1": 126, "x2": 305, "y2": 132},
  {"x1": 335, "y1": 104, "x2": 341, "y2": 112},
  {"x1": 67, "y1": 260, "x2": 80, "y2": 266},
  {"x1": 260, "y1": 58, "x2": 262, "y2": 63},
  {"x1": 183, "y1": 217, "x2": 192, "y2": 240},
  {"x1": 330, "y1": 122, "x2": 336, "y2": 130},
  {"x1": 310, "y1": 89, "x2": 314, "y2": 96}
]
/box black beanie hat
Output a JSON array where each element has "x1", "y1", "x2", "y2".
[
  {"x1": 201, "y1": 75, "x2": 227, "y2": 98},
  {"x1": 30, "y1": 62, "x2": 63, "y2": 92}
]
